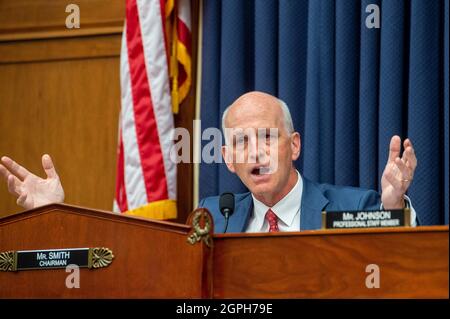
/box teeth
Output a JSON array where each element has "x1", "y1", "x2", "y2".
[{"x1": 252, "y1": 167, "x2": 270, "y2": 175}]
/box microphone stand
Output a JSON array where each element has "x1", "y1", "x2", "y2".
[{"x1": 223, "y1": 211, "x2": 230, "y2": 233}]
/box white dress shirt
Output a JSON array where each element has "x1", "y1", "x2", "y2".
[
  {"x1": 246, "y1": 171, "x2": 303, "y2": 233},
  {"x1": 382, "y1": 194, "x2": 417, "y2": 227}
]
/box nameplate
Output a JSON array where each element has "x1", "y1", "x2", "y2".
[
  {"x1": 322, "y1": 208, "x2": 411, "y2": 229},
  {"x1": 0, "y1": 247, "x2": 114, "y2": 272}
]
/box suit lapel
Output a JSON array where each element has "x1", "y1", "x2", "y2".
[
  {"x1": 227, "y1": 193, "x2": 253, "y2": 233},
  {"x1": 223, "y1": 178, "x2": 328, "y2": 232},
  {"x1": 300, "y1": 178, "x2": 329, "y2": 230}
]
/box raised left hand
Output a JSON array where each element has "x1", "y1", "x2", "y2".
[{"x1": 381, "y1": 135, "x2": 417, "y2": 209}]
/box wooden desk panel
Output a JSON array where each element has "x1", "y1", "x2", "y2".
[
  {"x1": 0, "y1": 204, "x2": 211, "y2": 298},
  {"x1": 213, "y1": 226, "x2": 449, "y2": 298},
  {"x1": 1, "y1": 204, "x2": 447, "y2": 298}
]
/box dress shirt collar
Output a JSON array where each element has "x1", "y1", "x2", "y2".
[{"x1": 251, "y1": 170, "x2": 303, "y2": 230}]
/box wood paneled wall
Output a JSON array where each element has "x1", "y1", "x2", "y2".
[{"x1": 0, "y1": 0, "x2": 197, "y2": 222}]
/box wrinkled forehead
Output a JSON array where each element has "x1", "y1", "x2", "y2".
[
  {"x1": 223, "y1": 109, "x2": 284, "y2": 145},
  {"x1": 225, "y1": 100, "x2": 284, "y2": 129},
  {"x1": 225, "y1": 127, "x2": 279, "y2": 136}
]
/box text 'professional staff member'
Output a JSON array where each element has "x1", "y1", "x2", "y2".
[{"x1": 0, "y1": 92, "x2": 418, "y2": 232}]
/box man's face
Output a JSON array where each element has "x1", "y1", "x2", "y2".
[{"x1": 221, "y1": 93, "x2": 301, "y2": 200}]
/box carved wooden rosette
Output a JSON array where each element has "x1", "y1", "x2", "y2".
[{"x1": 186, "y1": 208, "x2": 214, "y2": 248}]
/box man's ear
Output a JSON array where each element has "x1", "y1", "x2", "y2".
[
  {"x1": 291, "y1": 132, "x2": 301, "y2": 161},
  {"x1": 221, "y1": 145, "x2": 236, "y2": 173}
]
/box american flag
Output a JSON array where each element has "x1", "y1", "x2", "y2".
[{"x1": 114, "y1": 0, "x2": 191, "y2": 219}]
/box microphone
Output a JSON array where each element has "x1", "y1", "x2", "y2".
[{"x1": 219, "y1": 192, "x2": 235, "y2": 233}]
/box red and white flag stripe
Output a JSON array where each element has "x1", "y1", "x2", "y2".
[{"x1": 114, "y1": 0, "x2": 177, "y2": 219}]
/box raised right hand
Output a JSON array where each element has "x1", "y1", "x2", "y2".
[{"x1": 0, "y1": 154, "x2": 65, "y2": 209}]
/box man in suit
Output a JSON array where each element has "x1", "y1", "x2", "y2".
[
  {"x1": 0, "y1": 91, "x2": 417, "y2": 233},
  {"x1": 199, "y1": 91, "x2": 417, "y2": 232}
]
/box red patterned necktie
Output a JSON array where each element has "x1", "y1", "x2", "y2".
[{"x1": 265, "y1": 209, "x2": 279, "y2": 232}]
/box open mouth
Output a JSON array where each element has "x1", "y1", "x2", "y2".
[{"x1": 251, "y1": 166, "x2": 271, "y2": 175}]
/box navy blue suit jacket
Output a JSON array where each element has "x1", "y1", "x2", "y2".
[{"x1": 198, "y1": 177, "x2": 382, "y2": 233}]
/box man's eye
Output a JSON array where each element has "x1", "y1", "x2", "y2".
[
  {"x1": 235, "y1": 136, "x2": 246, "y2": 145},
  {"x1": 265, "y1": 134, "x2": 277, "y2": 142}
]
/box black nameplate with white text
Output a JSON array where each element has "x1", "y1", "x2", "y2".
[
  {"x1": 16, "y1": 248, "x2": 89, "y2": 270},
  {"x1": 322, "y1": 209, "x2": 411, "y2": 229},
  {"x1": 0, "y1": 247, "x2": 114, "y2": 272}
]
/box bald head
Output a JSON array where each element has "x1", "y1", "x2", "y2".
[
  {"x1": 220, "y1": 91, "x2": 301, "y2": 207},
  {"x1": 222, "y1": 91, "x2": 294, "y2": 144}
]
